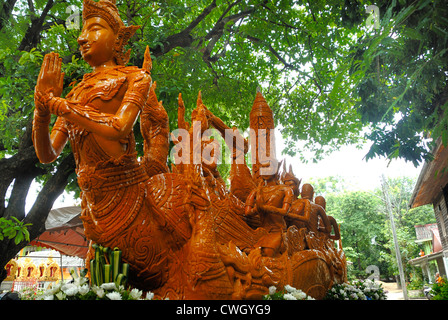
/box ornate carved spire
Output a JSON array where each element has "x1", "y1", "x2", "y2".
[{"x1": 249, "y1": 90, "x2": 277, "y2": 179}]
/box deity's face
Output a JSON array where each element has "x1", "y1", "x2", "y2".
[{"x1": 77, "y1": 17, "x2": 117, "y2": 68}]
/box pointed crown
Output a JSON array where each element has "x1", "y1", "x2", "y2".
[
  {"x1": 282, "y1": 162, "x2": 301, "y2": 186},
  {"x1": 82, "y1": 0, "x2": 123, "y2": 33}
]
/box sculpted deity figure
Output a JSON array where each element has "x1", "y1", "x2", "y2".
[
  {"x1": 244, "y1": 162, "x2": 295, "y2": 258},
  {"x1": 32, "y1": 0, "x2": 171, "y2": 290},
  {"x1": 32, "y1": 0, "x2": 346, "y2": 299}
]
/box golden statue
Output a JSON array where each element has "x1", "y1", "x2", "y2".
[
  {"x1": 5, "y1": 259, "x2": 18, "y2": 281},
  {"x1": 17, "y1": 258, "x2": 37, "y2": 280},
  {"x1": 38, "y1": 256, "x2": 60, "y2": 281},
  {"x1": 32, "y1": 0, "x2": 346, "y2": 299}
]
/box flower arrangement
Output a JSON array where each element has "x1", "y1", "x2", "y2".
[
  {"x1": 18, "y1": 285, "x2": 42, "y2": 300},
  {"x1": 324, "y1": 279, "x2": 387, "y2": 300},
  {"x1": 37, "y1": 274, "x2": 154, "y2": 300},
  {"x1": 263, "y1": 285, "x2": 315, "y2": 300},
  {"x1": 17, "y1": 244, "x2": 156, "y2": 300}
]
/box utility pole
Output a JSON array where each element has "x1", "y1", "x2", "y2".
[{"x1": 381, "y1": 174, "x2": 408, "y2": 300}]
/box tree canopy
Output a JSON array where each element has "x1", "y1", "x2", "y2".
[
  {"x1": 0, "y1": 0, "x2": 446, "y2": 281},
  {"x1": 311, "y1": 176, "x2": 436, "y2": 280},
  {"x1": 352, "y1": 0, "x2": 448, "y2": 166}
]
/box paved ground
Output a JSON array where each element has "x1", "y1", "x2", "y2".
[{"x1": 381, "y1": 282, "x2": 427, "y2": 300}]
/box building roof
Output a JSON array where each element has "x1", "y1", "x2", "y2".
[
  {"x1": 409, "y1": 250, "x2": 444, "y2": 266},
  {"x1": 29, "y1": 206, "x2": 88, "y2": 259},
  {"x1": 410, "y1": 139, "x2": 448, "y2": 208}
]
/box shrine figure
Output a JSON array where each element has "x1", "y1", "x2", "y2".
[
  {"x1": 32, "y1": 0, "x2": 346, "y2": 299},
  {"x1": 173, "y1": 91, "x2": 227, "y2": 197},
  {"x1": 32, "y1": 0, "x2": 171, "y2": 291},
  {"x1": 315, "y1": 195, "x2": 341, "y2": 241},
  {"x1": 5, "y1": 259, "x2": 18, "y2": 281},
  {"x1": 244, "y1": 162, "x2": 295, "y2": 257},
  {"x1": 38, "y1": 262, "x2": 46, "y2": 279},
  {"x1": 286, "y1": 182, "x2": 339, "y2": 240},
  {"x1": 17, "y1": 258, "x2": 37, "y2": 280}
]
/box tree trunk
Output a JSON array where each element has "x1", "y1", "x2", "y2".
[
  {"x1": 0, "y1": 152, "x2": 75, "y2": 284},
  {"x1": 0, "y1": 117, "x2": 75, "y2": 284}
]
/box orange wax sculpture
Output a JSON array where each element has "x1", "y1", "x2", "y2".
[{"x1": 32, "y1": 0, "x2": 347, "y2": 299}]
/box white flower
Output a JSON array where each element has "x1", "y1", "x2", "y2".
[
  {"x1": 283, "y1": 293, "x2": 297, "y2": 300},
  {"x1": 79, "y1": 284, "x2": 90, "y2": 295},
  {"x1": 62, "y1": 283, "x2": 79, "y2": 296},
  {"x1": 74, "y1": 276, "x2": 88, "y2": 287},
  {"x1": 43, "y1": 294, "x2": 54, "y2": 300},
  {"x1": 45, "y1": 283, "x2": 62, "y2": 295},
  {"x1": 106, "y1": 291, "x2": 122, "y2": 300},
  {"x1": 130, "y1": 288, "x2": 143, "y2": 300},
  {"x1": 55, "y1": 291, "x2": 66, "y2": 300},
  {"x1": 92, "y1": 286, "x2": 105, "y2": 298},
  {"x1": 284, "y1": 285, "x2": 295, "y2": 293},
  {"x1": 292, "y1": 290, "x2": 307, "y2": 300},
  {"x1": 101, "y1": 282, "x2": 117, "y2": 291},
  {"x1": 269, "y1": 286, "x2": 277, "y2": 295},
  {"x1": 145, "y1": 292, "x2": 154, "y2": 300}
]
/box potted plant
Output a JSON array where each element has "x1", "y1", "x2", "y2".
[{"x1": 407, "y1": 273, "x2": 424, "y2": 299}]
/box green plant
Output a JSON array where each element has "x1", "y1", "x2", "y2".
[
  {"x1": 34, "y1": 268, "x2": 154, "y2": 300},
  {"x1": 89, "y1": 244, "x2": 129, "y2": 288},
  {"x1": 430, "y1": 277, "x2": 448, "y2": 300},
  {"x1": 407, "y1": 272, "x2": 423, "y2": 291},
  {"x1": 0, "y1": 217, "x2": 31, "y2": 244}
]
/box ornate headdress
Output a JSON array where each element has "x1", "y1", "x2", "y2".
[
  {"x1": 281, "y1": 163, "x2": 301, "y2": 186},
  {"x1": 82, "y1": 0, "x2": 140, "y2": 65}
]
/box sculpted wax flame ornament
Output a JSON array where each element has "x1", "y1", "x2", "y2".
[{"x1": 32, "y1": 0, "x2": 346, "y2": 299}]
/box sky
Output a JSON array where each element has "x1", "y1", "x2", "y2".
[{"x1": 284, "y1": 142, "x2": 422, "y2": 192}]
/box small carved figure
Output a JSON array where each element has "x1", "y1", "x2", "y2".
[
  {"x1": 286, "y1": 183, "x2": 338, "y2": 239},
  {"x1": 244, "y1": 162, "x2": 295, "y2": 257}
]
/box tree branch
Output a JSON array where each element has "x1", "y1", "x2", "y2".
[
  {"x1": 25, "y1": 153, "x2": 76, "y2": 239},
  {"x1": 18, "y1": 0, "x2": 55, "y2": 51},
  {"x1": 202, "y1": 0, "x2": 268, "y2": 64},
  {"x1": 151, "y1": 0, "x2": 217, "y2": 57},
  {"x1": 0, "y1": 0, "x2": 18, "y2": 31}
]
